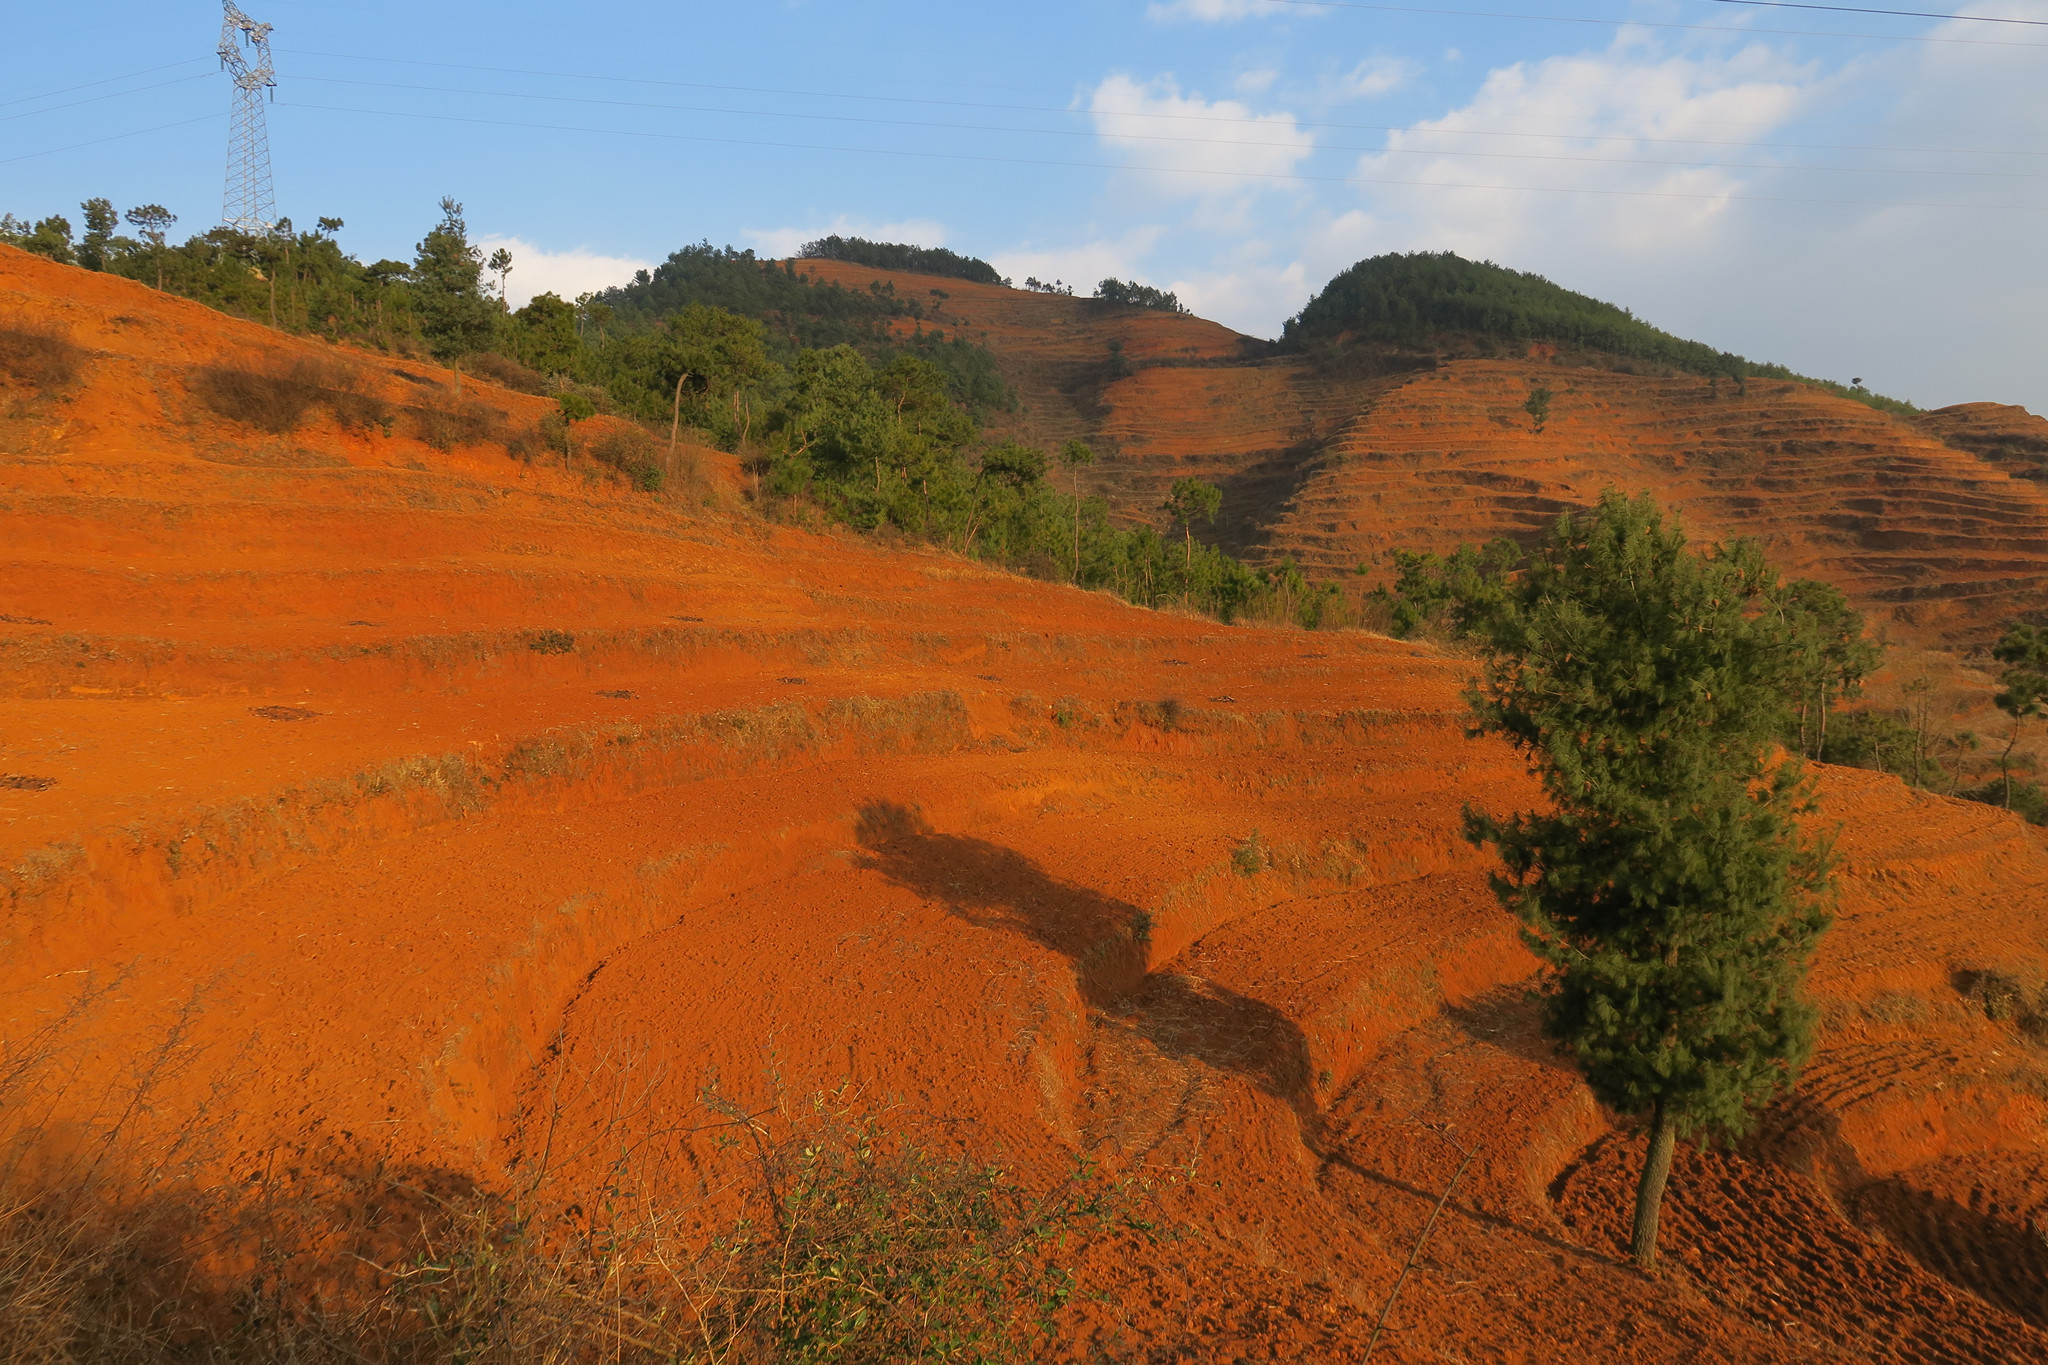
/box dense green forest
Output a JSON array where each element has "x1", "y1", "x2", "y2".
[
  {"x1": 1, "y1": 197, "x2": 1321, "y2": 626},
  {"x1": 1285, "y1": 251, "x2": 1917, "y2": 414},
  {"x1": 590, "y1": 243, "x2": 1013, "y2": 413}
]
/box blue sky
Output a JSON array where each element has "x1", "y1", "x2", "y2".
[{"x1": 7, "y1": 1, "x2": 2045, "y2": 410}]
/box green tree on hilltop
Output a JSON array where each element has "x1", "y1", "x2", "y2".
[
  {"x1": 78, "y1": 198, "x2": 119, "y2": 272},
  {"x1": 124, "y1": 206, "x2": 176, "y2": 289},
  {"x1": 510, "y1": 292, "x2": 580, "y2": 375},
  {"x1": 413, "y1": 197, "x2": 494, "y2": 378},
  {"x1": 1461, "y1": 491, "x2": 1832, "y2": 1271}
]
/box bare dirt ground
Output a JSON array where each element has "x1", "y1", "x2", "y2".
[{"x1": 6, "y1": 244, "x2": 2048, "y2": 1361}]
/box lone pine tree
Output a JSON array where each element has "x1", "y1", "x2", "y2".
[{"x1": 1462, "y1": 490, "x2": 1832, "y2": 1271}]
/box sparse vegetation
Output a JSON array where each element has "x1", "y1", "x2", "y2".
[
  {"x1": 191, "y1": 358, "x2": 330, "y2": 433},
  {"x1": 0, "y1": 321, "x2": 84, "y2": 395},
  {"x1": 0, "y1": 1047, "x2": 1131, "y2": 1363},
  {"x1": 1233, "y1": 829, "x2": 1268, "y2": 877}
]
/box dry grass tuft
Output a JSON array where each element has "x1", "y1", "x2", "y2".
[
  {"x1": 407, "y1": 398, "x2": 511, "y2": 451},
  {"x1": 0, "y1": 999, "x2": 1135, "y2": 1365},
  {"x1": 0, "y1": 322, "x2": 85, "y2": 395},
  {"x1": 192, "y1": 356, "x2": 391, "y2": 435},
  {"x1": 462, "y1": 351, "x2": 548, "y2": 395}
]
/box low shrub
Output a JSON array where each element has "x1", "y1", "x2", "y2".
[
  {"x1": 1233, "y1": 828, "x2": 1268, "y2": 876},
  {"x1": 590, "y1": 422, "x2": 664, "y2": 491},
  {"x1": 192, "y1": 359, "x2": 324, "y2": 433},
  {"x1": 461, "y1": 351, "x2": 547, "y2": 394},
  {"x1": 0, "y1": 321, "x2": 83, "y2": 394},
  {"x1": 407, "y1": 398, "x2": 509, "y2": 451},
  {"x1": 192, "y1": 356, "x2": 390, "y2": 435}
]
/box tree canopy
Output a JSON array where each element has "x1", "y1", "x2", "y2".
[
  {"x1": 1284, "y1": 252, "x2": 1916, "y2": 413},
  {"x1": 1460, "y1": 491, "x2": 1832, "y2": 1271},
  {"x1": 1094, "y1": 278, "x2": 1187, "y2": 314},
  {"x1": 796, "y1": 235, "x2": 1005, "y2": 286}
]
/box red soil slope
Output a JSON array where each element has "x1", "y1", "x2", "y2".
[
  {"x1": 800, "y1": 259, "x2": 2048, "y2": 647},
  {"x1": 7, "y1": 244, "x2": 2048, "y2": 1361}
]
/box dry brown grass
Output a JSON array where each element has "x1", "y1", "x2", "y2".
[
  {"x1": 0, "y1": 992, "x2": 1132, "y2": 1364},
  {"x1": 192, "y1": 356, "x2": 392, "y2": 435},
  {"x1": 463, "y1": 351, "x2": 548, "y2": 395},
  {"x1": 0, "y1": 322, "x2": 85, "y2": 395},
  {"x1": 407, "y1": 397, "x2": 513, "y2": 451}
]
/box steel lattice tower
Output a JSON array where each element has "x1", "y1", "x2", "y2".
[{"x1": 219, "y1": 2, "x2": 277, "y2": 233}]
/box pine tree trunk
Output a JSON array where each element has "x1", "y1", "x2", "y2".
[
  {"x1": 1631, "y1": 1102, "x2": 1677, "y2": 1271},
  {"x1": 2003, "y1": 715, "x2": 2021, "y2": 807},
  {"x1": 1073, "y1": 470, "x2": 1083, "y2": 584},
  {"x1": 670, "y1": 372, "x2": 686, "y2": 460}
]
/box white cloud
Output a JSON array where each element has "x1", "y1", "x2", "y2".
[
  {"x1": 477, "y1": 237, "x2": 652, "y2": 310},
  {"x1": 1309, "y1": 28, "x2": 2048, "y2": 409},
  {"x1": 1342, "y1": 56, "x2": 1417, "y2": 99},
  {"x1": 740, "y1": 215, "x2": 952, "y2": 262},
  {"x1": 1088, "y1": 74, "x2": 1316, "y2": 197},
  {"x1": 1147, "y1": 0, "x2": 1289, "y2": 21},
  {"x1": 1170, "y1": 257, "x2": 1312, "y2": 334},
  {"x1": 990, "y1": 227, "x2": 1169, "y2": 297},
  {"x1": 1234, "y1": 67, "x2": 1280, "y2": 94},
  {"x1": 1350, "y1": 37, "x2": 1817, "y2": 259}
]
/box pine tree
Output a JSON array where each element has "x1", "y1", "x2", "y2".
[
  {"x1": 1462, "y1": 491, "x2": 1832, "y2": 1271},
  {"x1": 1990, "y1": 623, "x2": 2048, "y2": 809},
  {"x1": 1165, "y1": 477, "x2": 1222, "y2": 573},
  {"x1": 412, "y1": 197, "x2": 495, "y2": 371},
  {"x1": 78, "y1": 198, "x2": 119, "y2": 272}
]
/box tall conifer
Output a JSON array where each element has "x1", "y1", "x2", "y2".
[{"x1": 1462, "y1": 491, "x2": 1833, "y2": 1270}]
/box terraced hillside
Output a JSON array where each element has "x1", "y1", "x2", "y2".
[
  {"x1": 798, "y1": 258, "x2": 2048, "y2": 647},
  {"x1": 7, "y1": 244, "x2": 2048, "y2": 1361}
]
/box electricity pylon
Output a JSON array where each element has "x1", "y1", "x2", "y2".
[{"x1": 219, "y1": 2, "x2": 277, "y2": 234}]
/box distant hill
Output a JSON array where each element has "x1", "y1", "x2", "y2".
[
  {"x1": 1285, "y1": 251, "x2": 1915, "y2": 416},
  {"x1": 795, "y1": 254, "x2": 2048, "y2": 646}
]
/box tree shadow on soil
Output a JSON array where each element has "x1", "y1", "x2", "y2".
[
  {"x1": 1441, "y1": 983, "x2": 1579, "y2": 1077},
  {"x1": 854, "y1": 801, "x2": 1314, "y2": 1113}
]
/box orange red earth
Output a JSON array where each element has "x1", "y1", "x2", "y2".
[{"x1": 4, "y1": 244, "x2": 2048, "y2": 1360}]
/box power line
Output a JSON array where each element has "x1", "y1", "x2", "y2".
[
  {"x1": 1253, "y1": 0, "x2": 2048, "y2": 46},
  {"x1": 0, "y1": 73, "x2": 219, "y2": 127},
  {"x1": 281, "y1": 52, "x2": 2047, "y2": 161},
  {"x1": 292, "y1": 72, "x2": 2048, "y2": 179},
  {"x1": 0, "y1": 57, "x2": 212, "y2": 111},
  {"x1": 279, "y1": 98, "x2": 2048, "y2": 211},
  {"x1": 0, "y1": 113, "x2": 225, "y2": 167},
  {"x1": 1707, "y1": 0, "x2": 2048, "y2": 27}
]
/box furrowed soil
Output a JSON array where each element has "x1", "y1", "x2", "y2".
[{"x1": 7, "y1": 243, "x2": 2048, "y2": 1361}]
